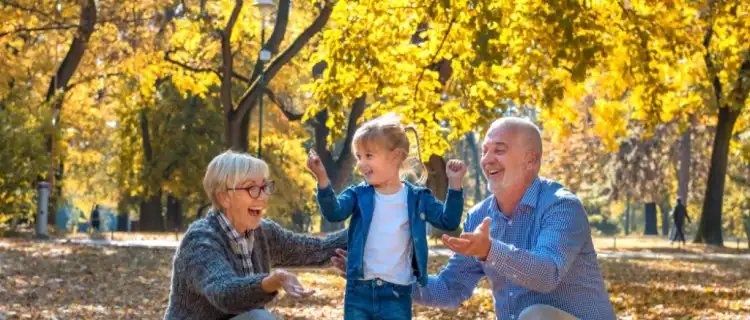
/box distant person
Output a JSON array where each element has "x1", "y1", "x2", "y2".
[
  {"x1": 90, "y1": 205, "x2": 101, "y2": 232},
  {"x1": 670, "y1": 197, "x2": 691, "y2": 246}
]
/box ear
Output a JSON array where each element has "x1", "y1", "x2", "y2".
[
  {"x1": 524, "y1": 151, "x2": 540, "y2": 171},
  {"x1": 389, "y1": 149, "x2": 405, "y2": 163},
  {"x1": 216, "y1": 191, "x2": 232, "y2": 209}
]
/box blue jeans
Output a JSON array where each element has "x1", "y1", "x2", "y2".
[{"x1": 344, "y1": 278, "x2": 413, "y2": 320}]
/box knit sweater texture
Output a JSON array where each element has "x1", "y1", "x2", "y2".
[{"x1": 164, "y1": 212, "x2": 347, "y2": 319}]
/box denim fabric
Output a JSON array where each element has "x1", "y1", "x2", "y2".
[{"x1": 345, "y1": 278, "x2": 413, "y2": 320}]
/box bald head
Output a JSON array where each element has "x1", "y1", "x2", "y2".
[{"x1": 488, "y1": 117, "x2": 543, "y2": 159}]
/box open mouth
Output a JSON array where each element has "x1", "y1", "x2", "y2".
[
  {"x1": 248, "y1": 209, "x2": 262, "y2": 217},
  {"x1": 486, "y1": 169, "x2": 502, "y2": 178}
]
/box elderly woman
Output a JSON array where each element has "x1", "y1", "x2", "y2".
[{"x1": 164, "y1": 150, "x2": 347, "y2": 320}]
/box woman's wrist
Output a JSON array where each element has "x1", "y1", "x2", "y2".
[
  {"x1": 261, "y1": 270, "x2": 288, "y2": 293},
  {"x1": 261, "y1": 273, "x2": 281, "y2": 293}
]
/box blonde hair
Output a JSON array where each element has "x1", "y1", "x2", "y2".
[
  {"x1": 352, "y1": 113, "x2": 426, "y2": 184},
  {"x1": 203, "y1": 150, "x2": 269, "y2": 211}
]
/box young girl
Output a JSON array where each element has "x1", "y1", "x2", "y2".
[{"x1": 307, "y1": 113, "x2": 466, "y2": 319}]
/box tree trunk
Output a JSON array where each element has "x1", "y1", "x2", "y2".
[
  {"x1": 44, "y1": 0, "x2": 98, "y2": 224},
  {"x1": 139, "y1": 192, "x2": 164, "y2": 231},
  {"x1": 425, "y1": 155, "x2": 460, "y2": 238},
  {"x1": 625, "y1": 195, "x2": 631, "y2": 235},
  {"x1": 659, "y1": 199, "x2": 671, "y2": 236},
  {"x1": 138, "y1": 108, "x2": 164, "y2": 231},
  {"x1": 677, "y1": 116, "x2": 694, "y2": 203},
  {"x1": 644, "y1": 202, "x2": 658, "y2": 235},
  {"x1": 695, "y1": 106, "x2": 741, "y2": 245},
  {"x1": 221, "y1": 0, "x2": 244, "y2": 151},
  {"x1": 291, "y1": 207, "x2": 311, "y2": 233},
  {"x1": 165, "y1": 194, "x2": 183, "y2": 231},
  {"x1": 466, "y1": 132, "x2": 485, "y2": 203},
  {"x1": 316, "y1": 96, "x2": 367, "y2": 232}
]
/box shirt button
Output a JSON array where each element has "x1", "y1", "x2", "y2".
[
  {"x1": 509, "y1": 292, "x2": 513, "y2": 297},
  {"x1": 510, "y1": 315, "x2": 515, "y2": 320},
  {"x1": 508, "y1": 221, "x2": 513, "y2": 226},
  {"x1": 376, "y1": 279, "x2": 383, "y2": 286},
  {"x1": 420, "y1": 213, "x2": 426, "y2": 220}
]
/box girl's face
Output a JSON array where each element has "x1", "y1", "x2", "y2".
[
  {"x1": 217, "y1": 177, "x2": 274, "y2": 233},
  {"x1": 355, "y1": 144, "x2": 403, "y2": 187}
]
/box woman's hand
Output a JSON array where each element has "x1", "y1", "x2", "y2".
[
  {"x1": 330, "y1": 249, "x2": 347, "y2": 278},
  {"x1": 261, "y1": 269, "x2": 314, "y2": 298}
]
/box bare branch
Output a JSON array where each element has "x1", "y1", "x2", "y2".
[
  {"x1": 233, "y1": 0, "x2": 334, "y2": 123},
  {"x1": 67, "y1": 72, "x2": 124, "y2": 90},
  {"x1": 0, "y1": 0, "x2": 54, "y2": 21},
  {"x1": 164, "y1": 51, "x2": 221, "y2": 76},
  {"x1": 221, "y1": 0, "x2": 243, "y2": 113},
  {"x1": 247, "y1": 0, "x2": 291, "y2": 85},
  {"x1": 0, "y1": 24, "x2": 80, "y2": 38},
  {"x1": 413, "y1": 15, "x2": 457, "y2": 102},
  {"x1": 264, "y1": 89, "x2": 302, "y2": 121},
  {"x1": 164, "y1": 51, "x2": 251, "y2": 83},
  {"x1": 336, "y1": 94, "x2": 367, "y2": 169}
]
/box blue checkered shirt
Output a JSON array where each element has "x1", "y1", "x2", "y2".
[{"x1": 413, "y1": 177, "x2": 616, "y2": 320}]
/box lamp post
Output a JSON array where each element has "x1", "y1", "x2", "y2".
[{"x1": 254, "y1": 0, "x2": 274, "y2": 158}]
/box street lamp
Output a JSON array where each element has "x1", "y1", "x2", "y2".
[{"x1": 255, "y1": 0, "x2": 274, "y2": 158}]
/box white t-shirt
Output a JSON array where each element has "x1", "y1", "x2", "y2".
[{"x1": 362, "y1": 185, "x2": 415, "y2": 285}]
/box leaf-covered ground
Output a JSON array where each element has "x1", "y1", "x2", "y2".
[{"x1": 1, "y1": 239, "x2": 749, "y2": 319}]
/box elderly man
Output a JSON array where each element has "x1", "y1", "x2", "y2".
[{"x1": 333, "y1": 117, "x2": 615, "y2": 320}]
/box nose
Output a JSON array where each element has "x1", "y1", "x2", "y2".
[{"x1": 480, "y1": 153, "x2": 492, "y2": 169}]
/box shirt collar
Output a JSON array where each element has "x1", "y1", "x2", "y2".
[
  {"x1": 490, "y1": 176, "x2": 542, "y2": 216},
  {"x1": 518, "y1": 176, "x2": 542, "y2": 210},
  {"x1": 215, "y1": 211, "x2": 255, "y2": 239}
]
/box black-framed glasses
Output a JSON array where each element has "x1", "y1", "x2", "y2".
[{"x1": 228, "y1": 181, "x2": 275, "y2": 198}]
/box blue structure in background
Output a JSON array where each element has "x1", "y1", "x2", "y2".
[
  {"x1": 54, "y1": 204, "x2": 129, "y2": 233},
  {"x1": 55, "y1": 205, "x2": 83, "y2": 232}
]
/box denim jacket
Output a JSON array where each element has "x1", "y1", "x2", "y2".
[{"x1": 316, "y1": 181, "x2": 464, "y2": 286}]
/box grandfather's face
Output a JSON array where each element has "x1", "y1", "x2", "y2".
[{"x1": 480, "y1": 125, "x2": 533, "y2": 197}]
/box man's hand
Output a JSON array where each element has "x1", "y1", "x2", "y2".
[
  {"x1": 442, "y1": 217, "x2": 492, "y2": 260},
  {"x1": 446, "y1": 159, "x2": 467, "y2": 191},
  {"x1": 262, "y1": 269, "x2": 314, "y2": 297},
  {"x1": 330, "y1": 249, "x2": 347, "y2": 278},
  {"x1": 306, "y1": 149, "x2": 330, "y2": 188}
]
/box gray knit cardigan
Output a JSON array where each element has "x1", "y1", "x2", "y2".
[{"x1": 164, "y1": 211, "x2": 347, "y2": 320}]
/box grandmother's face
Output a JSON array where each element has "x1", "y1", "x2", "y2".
[{"x1": 219, "y1": 176, "x2": 271, "y2": 233}]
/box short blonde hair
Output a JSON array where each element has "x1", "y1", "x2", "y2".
[
  {"x1": 203, "y1": 150, "x2": 269, "y2": 211},
  {"x1": 352, "y1": 112, "x2": 426, "y2": 184}
]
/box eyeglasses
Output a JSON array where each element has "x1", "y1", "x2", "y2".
[{"x1": 227, "y1": 181, "x2": 275, "y2": 198}]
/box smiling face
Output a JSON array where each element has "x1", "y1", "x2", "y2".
[
  {"x1": 203, "y1": 150, "x2": 271, "y2": 233},
  {"x1": 217, "y1": 177, "x2": 271, "y2": 233},
  {"x1": 480, "y1": 119, "x2": 542, "y2": 198},
  {"x1": 354, "y1": 143, "x2": 403, "y2": 187}
]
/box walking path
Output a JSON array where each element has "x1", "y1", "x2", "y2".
[{"x1": 51, "y1": 238, "x2": 750, "y2": 261}]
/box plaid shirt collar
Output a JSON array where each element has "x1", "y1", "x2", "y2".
[{"x1": 216, "y1": 212, "x2": 255, "y2": 276}]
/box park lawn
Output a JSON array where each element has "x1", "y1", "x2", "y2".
[
  {"x1": 54, "y1": 229, "x2": 750, "y2": 253},
  {"x1": 1, "y1": 239, "x2": 749, "y2": 319}
]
